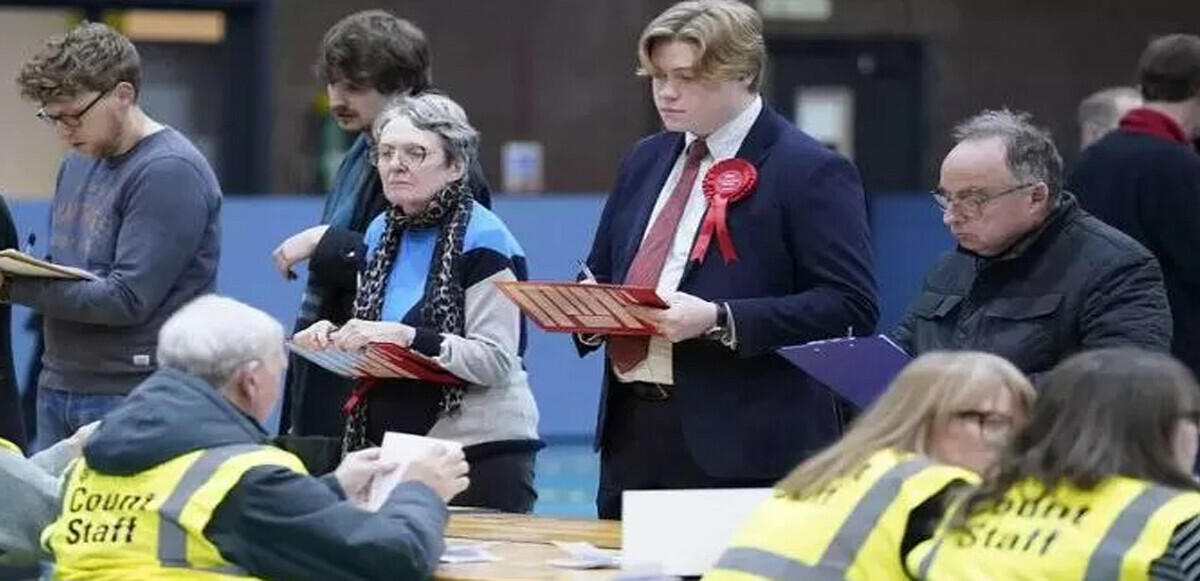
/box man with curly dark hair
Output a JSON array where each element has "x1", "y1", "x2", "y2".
[{"x1": 12, "y1": 22, "x2": 221, "y2": 452}]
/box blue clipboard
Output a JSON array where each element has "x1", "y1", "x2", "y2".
[{"x1": 777, "y1": 335, "x2": 912, "y2": 409}]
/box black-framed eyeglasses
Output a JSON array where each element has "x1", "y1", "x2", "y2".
[
  {"x1": 932, "y1": 182, "x2": 1035, "y2": 218},
  {"x1": 950, "y1": 409, "x2": 1016, "y2": 436},
  {"x1": 370, "y1": 143, "x2": 431, "y2": 169},
  {"x1": 36, "y1": 86, "x2": 113, "y2": 128}
]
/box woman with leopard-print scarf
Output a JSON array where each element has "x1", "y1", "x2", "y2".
[{"x1": 295, "y1": 93, "x2": 541, "y2": 513}]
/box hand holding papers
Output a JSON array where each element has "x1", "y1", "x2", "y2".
[
  {"x1": 777, "y1": 334, "x2": 911, "y2": 408},
  {"x1": 496, "y1": 281, "x2": 667, "y2": 335},
  {"x1": 288, "y1": 340, "x2": 464, "y2": 385},
  {"x1": 0, "y1": 249, "x2": 99, "y2": 280},
  {"x1": 367, "y1": 432, "x2": 466, "y2": 510}
]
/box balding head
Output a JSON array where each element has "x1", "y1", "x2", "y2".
[{"x1": 1078, "y1": 86, "x2": 1141, "y2": 150}]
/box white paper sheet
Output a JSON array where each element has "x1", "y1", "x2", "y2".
[{"x1": 367, "y1": 431, "x2": 464, "y2": 511}]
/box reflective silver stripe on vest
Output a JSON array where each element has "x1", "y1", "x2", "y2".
[
  {"x1": 157, "y1": 444, "x2": 260, "y2": 574},
  {"x1": 915, "y1": 533, "x2": 944, "y2": 579},
  {"x1": 716, "y1": 547, "x2": 843, "y2": 581},
  {"x1": 1082, "y1": 485, "x2": 1179, "y2": 581},
  {"x1": 714, "y1": 456, "x2": 933, "y2": 580}
]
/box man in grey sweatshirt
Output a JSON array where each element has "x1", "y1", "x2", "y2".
[{"x1": 10, "y1": 23, "x2": 220, "y2": 451}]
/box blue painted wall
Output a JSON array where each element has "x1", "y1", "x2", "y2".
[{"x1": 5, "y1": 192, "x2": 952, "y2": 438}]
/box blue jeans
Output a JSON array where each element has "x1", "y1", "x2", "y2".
[{"x1": 33, "y1": 387, "x2": 124, "y2": 452}]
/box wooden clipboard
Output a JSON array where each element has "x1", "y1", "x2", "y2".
[
  {"x1": 495, "y1": 281, "x2": 666, "y2": 335},
  {"x1": 0, "y1": 249, "x2": 99, "y2": 281},
  {"x1": 288, "y1": 341, "x2": 465, "y2": 385}
]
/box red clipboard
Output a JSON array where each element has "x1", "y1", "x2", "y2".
[
  {"x1": 288, "y1": 341, "x2": 465, "y2": 386},
  {"x1": 495, "y1": 281, "x2": 666, "y2": 335}
]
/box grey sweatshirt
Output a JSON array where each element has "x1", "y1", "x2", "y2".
[
  {"x1": 8, "y1": 127, "x2": 221, "y2": 395},
  {"x1": 0, "y1": 440, "x2": 74, "y2": 567}
]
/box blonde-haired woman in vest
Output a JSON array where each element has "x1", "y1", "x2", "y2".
[
  {"x1": 705, "y1": 351, "x2": 1034, "y2": 581},
  {"x1": 911, "y1": 348, "x2": 1200, "y2": 581}
]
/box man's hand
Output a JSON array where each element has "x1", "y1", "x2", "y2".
[
  {"x1": 68, "y1": 421, "x2": 100, "y2": 458},
  {"x1": 333, "y1": 447, "x2": 397, "y2": 509},
  {"x1": 293, "y1": 320, "x2": 337, "y2": 350},
  {"x1": 272, "y1": 225, "x2": 330, "y2": 280},
  {"x1": 628, "y1": 291, "x2": 718, "y2": 342},
  {"x1": 329, "y1": 319, "x2": 416, "y2": 351},
  {"x1": 575, "y1": 274, "x2": 607, "y2": 344},
  {"x1": 402, "y1": 445, "x2": 470, "y2": 502}
]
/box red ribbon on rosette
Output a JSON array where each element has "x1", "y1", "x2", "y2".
[{"x1": 690, "y1": 158, "x2": 757, "y2": 264}]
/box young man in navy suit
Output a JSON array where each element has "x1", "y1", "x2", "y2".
[{"x1": 578, "y1": 0, "x2": 878, "y2": 519}]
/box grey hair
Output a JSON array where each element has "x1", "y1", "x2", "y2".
[
  {"x1": 1078, "y1": 86, "x2": 1140, "y2": 136},
  {"x1": 156, "y1": 295, "x2": 284, "y2": 390},
  {"x1": 371, "y1": 92, "x2": 479, "y2": 171},
  {"x1": 952, "y1": 109, "x2": 1064, "y2": 199}
]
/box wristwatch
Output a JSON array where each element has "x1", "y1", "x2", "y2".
[
  {"x1": 706, "y1": 302, "x2": 735, "y2": 347},
  {"x1": 713, "y1": 304, "x2": 728, "y2": 331}
]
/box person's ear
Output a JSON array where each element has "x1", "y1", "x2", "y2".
[
  {"x1": 113, "y1": 81, "x2": 138, "y2": 106},
  {"x1": 449, "y1": 157, "x2": 466, "y2": 182},
  {"x1": 241, "y1": 360, "x2": 264, "y2": 395},
  {"x1": 1028, "y1": 182, "x2": 1050, "y2": 212}
]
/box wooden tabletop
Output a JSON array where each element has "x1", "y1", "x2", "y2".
[
  {"x1": 436, "y1": 540, "x2": 618, "y2": 581},
  {"x1": 436, "y1": 513, "x2": 623, "y2": 581},
  {"x1": 445, "y1": 513, "x2": 621, "y2": 549}
]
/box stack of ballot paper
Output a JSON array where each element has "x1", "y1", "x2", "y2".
[
  {"x1": 776, "y1": 334, "x2": 912, "y2": 409},
  {"x1": 368, "y1": 432, "x2": 464, "y2": 511},
  {"x1": 288, "y1": 341, "x2": 463, "y2": 385},
  {"x1": 441, "y1": 542, "x2": 500, "y2": 564},
  {"x1": 547, "y1": 541, "x2": 620, "y2": 569},
  {"x1": 496, "y1": 281, "x2": 666, "y2": 335}
]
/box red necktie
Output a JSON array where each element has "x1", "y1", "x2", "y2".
[{"x1": 609, "y1": 139, "x2": 708, "y2": 373}]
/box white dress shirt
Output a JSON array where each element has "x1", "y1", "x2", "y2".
[{"x1": 615, "y1": 95, "x2": 763, "y2": 385}]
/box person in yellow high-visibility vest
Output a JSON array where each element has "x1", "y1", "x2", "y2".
[
  {"x1": 0, "y1": 423, "x2": 93, "y2": 569},
  {"x1": 704, "y1": 351, "x2": 1035, "y2": 581},
  {"x1": 911, "y1": 347, "x2": 1200, "y2": 581},
  {"x1": 41, "y1": 295, "x2": 469, "y2": 581}
]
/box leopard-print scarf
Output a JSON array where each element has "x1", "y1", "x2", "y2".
[{"x1": 343, "y1": 178, "x2": 473, "y2": 454}]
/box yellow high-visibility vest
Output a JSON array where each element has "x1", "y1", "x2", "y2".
[
  {"x1": 0, "y1": 437, "x2": 20, "y2": 455},
  {"x1": 704, "y1": 448, "x2": 976, "y2": 581},
  {"x1": 43, "y1": 444, "x2": 306, "y2": 581},
  {"x1": 909, "y1": 476, "x2": 1200, "y2": 581}
]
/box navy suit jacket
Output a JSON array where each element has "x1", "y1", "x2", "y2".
[{"x1": 580, "y1": 105, "x2": 878, "y2": 480}]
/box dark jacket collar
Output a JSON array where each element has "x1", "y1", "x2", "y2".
[
  {"x1": 957, "y1": 193, "x2": 1079, "y2": 266},
  {"x1": 83, "y1": 367, "x2": 270, "y2": 475}
]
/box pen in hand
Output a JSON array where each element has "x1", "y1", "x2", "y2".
[{"x1": 575, "y1": 260, "x2": 606, "y2": 345}]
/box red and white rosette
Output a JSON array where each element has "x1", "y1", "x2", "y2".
[{"x1": 690, "y1": 158, "x2": 757, "y2": 264}]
